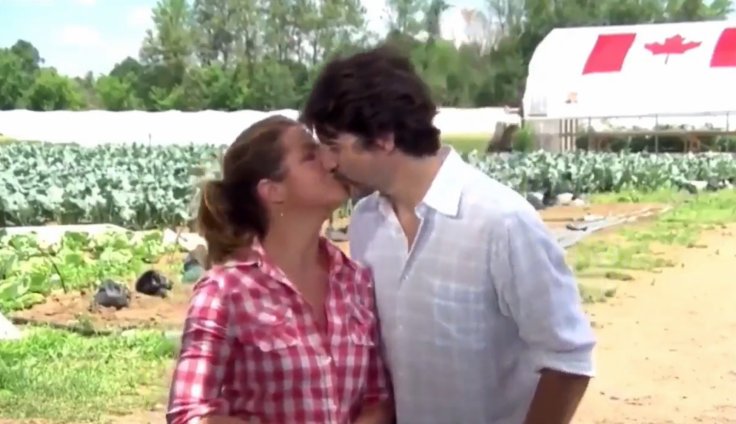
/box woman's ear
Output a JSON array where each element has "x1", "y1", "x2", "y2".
[{"x1": 256, "y1": 178, "x2": 287, "y2": 206}]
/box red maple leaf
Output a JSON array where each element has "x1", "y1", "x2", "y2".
[{"x1": 644, "y1": 35, "x2": 701, "y2": 64}]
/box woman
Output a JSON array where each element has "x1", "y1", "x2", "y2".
[{"x1": 166, "y1": 115, "x2": 392, "y2": 424}]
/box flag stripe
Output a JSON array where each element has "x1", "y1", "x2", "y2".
[
  {"x1": 711, "y1": 28, "x2": 736, "y2": 67},
  {"x1": 582, "y1": 33, "x2": 637, "y2": 74}
]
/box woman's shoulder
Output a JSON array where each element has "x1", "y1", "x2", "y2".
[
  {"x1": 322, "y1": 238, "x2": 374, "y2": 288},
  {"x1": 322, "y1": 237, "x2": 363, "y2": 266},
  {"x1": 191, "y1": 260, "x2": 263, "y2": 296}
]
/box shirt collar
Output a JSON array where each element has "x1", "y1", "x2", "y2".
[
  {"x1": 420, "y1": 146, "x2": 465, "y2": 217},
  {"x1": 375, "y1": 146, "x2": 465, "y2": 218},
  {"x1": 219, "y1": 236, "x2": 347, "y2": 284}
]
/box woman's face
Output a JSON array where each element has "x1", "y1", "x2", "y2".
[{"x1": 276, "y1": 125, "x2": 348, "y2": 211}]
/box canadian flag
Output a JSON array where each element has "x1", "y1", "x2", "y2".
[{"x1": 582, "y1": 28, "x2": 736, "y2": 74}]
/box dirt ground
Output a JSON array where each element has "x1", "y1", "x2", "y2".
[
  {"x1": 13, "y1": 201, "x2": 736, "y2": 424},
  {"x1": 9, "y1": 253, "x2": 193, "y2": 332},
  {"x1": 8, "y1": 285, "x2": 193, "y2": 332},
  {"x1": 8, "y1": 203, "x2": 662, "y2": 332},
  {"x1": 95, "y1": 222, "x2": 736, "y2": 424},
  {"x1": 574, "y1": 226, "x2": 736, "y2": 424}
]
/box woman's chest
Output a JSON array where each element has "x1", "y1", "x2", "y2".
[{"x1": 232, "y1": 285, "x2": 377, "y2": 384}]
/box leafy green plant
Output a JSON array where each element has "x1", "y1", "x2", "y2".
[
  {"x1": 464, "y1": 150, "x2": 736, "y2": 195},
  {"x1": 2, "y1": 143, "x2": 736, "y2": 229},
  {"x1": 0, "y1": 230, "x2": 180, "y2": 312}
]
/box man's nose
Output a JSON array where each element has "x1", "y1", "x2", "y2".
[{"x1": 319, "y1": 146, "x2": 338, "y2": 171}]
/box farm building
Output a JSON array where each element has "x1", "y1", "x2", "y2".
[{"x1": 523, "y1": 20, "x2": 736, "y2": 152}]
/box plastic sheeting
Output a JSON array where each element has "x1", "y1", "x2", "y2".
[
  {"x1": 0, "y1": 108, "x2": 520, "y2": 146},
  {"x1": 523, "y1": 20, "x2": 736, "y2": 120}
]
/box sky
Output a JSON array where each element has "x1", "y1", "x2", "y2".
[{"x1": 0, "y1": 0, "x2": 487, "y2": 77}]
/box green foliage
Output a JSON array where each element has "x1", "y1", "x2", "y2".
[
  {"x1": 3, "y1": 142, "x2": 736, "y2": 231},
  {"x1": 0, "y1": 230, "x2": 178, "y2": 313},
  {"x1": 0, "y1": 328, "x2": 175, "y2": 422},
  {"x1": 576, "y1": 133, "x2": 736, "y2": 153},
  {"x1": 442, "y1": 133, "x2": 489, "y2": 153},
  {"x1": 464, "y1": 150, "x2": 736, "y2": 194},
  {"x1": 1, "y1": 0, "x2": 730, "y2": 111},
  {"x1": 0, "y1": 142, "x2": 220, "y2": 228},
  {"x1": 511, "y1": 125, "x2": 535, "y2": 152}
]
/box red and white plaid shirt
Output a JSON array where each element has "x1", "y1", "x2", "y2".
[{"x1": 167, "y1": 237, "x2": 391, "y2": 424}]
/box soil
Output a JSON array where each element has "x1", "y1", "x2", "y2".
[
  {"x1": 13, "y1": 202, "x2": 736, "y2": 423},
  {"x1": 101, "y1": 223, "x2": 736, "y2": 424},
  {"x1": 574, "y1": 226, "x2": 736, "y2": 424},
  {"x1": 8, "y1": 203, "x2": 663, "y2": 333},
  {"x1": 539, "y1": 202, "x2": 666, "y2": 231},
  {"x1": 9, "y1": 253, "x2": 193, "y2": 332}
]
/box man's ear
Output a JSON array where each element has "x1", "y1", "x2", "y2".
[{"x1": 373, "y1": 133, "x2": 395, "y2": 153}]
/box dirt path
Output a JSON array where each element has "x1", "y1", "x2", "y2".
[
  {"x1": 575, "y1": 227, "x2": 736, "y2": 424},
  {"x1": 8, "y1": 205, "x2": 732, "y2": 424},
  {"x1": 109, "y1": 227, "x2": 736, "y2": 424}
]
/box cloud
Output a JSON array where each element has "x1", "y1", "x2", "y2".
[
  {"x1": 73, "y1": 0, "x2": 96, "y2": 5},
  {"x1": 58, "y1": 25, "x2": 102, "y2": 47},
  {"x1": 127, "y1": 5, "x2": 152, "y2": 29}
]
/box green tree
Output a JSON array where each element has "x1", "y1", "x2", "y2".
[{"x1": 22, "y1": 69, "x2": 84, "y2": 111}]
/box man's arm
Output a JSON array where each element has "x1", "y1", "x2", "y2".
[
  {"x1": 489, "y1": 207, "x2": 596, "y2": 424},
  {"x1": 353, "y1": 402, "x2": 394, "y2": 424},
  {"x1": 523, "y1": 369, "x2": 590, "y2": 424}
]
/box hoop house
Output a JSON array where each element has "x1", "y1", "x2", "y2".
[{"x1": 523, "y1": 20, "x2": 736, "y2": 120}]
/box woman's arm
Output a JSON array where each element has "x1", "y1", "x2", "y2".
[
  {"x1": 354, "y1": 270, "x2": 394, "y2": 424},
  {"x1": 166, "y1": 279, "x2": 237, "y2": 424},
  {"x1": 354, "y1": 336, "x2": 393, "y2": 424}
]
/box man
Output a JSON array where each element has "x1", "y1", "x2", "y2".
[{"x1": 300, "y1": 45, "x2": 596, "y2": 424}]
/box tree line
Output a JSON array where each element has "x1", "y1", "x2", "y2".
[{"x1": 0, "y1": 0, "x2": 731, "y2": 112}]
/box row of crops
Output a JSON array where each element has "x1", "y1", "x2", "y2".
[{"x1": 2, "y1": 142, "x2": 735, "y2": 229}]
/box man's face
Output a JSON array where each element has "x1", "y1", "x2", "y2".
[{"x1": 319, "y1": 132, "x2": 388, "y2": 192}]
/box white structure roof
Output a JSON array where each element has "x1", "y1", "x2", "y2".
[
  {"x1": 0, "y1": 108, "x2": 520, "y2": 145},
  {"x1": 522, "y1": 20, "x2": 736, "y2": 120}
]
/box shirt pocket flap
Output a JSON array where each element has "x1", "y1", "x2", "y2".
[{"x1": 245, "y1": 304, "x2": 301, "y2": 352}]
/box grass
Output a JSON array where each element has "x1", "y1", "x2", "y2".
[
  {"x1": 0, "y1": 328, "x2": 176, "y2": 423},
  {"x1": 1, "y1": 185, "x2": 734, "y2": 423},
  {"x1": 442, "y1": 133, "x2": 489, "y2": 154},
  {"x1": 571, "y1": 189, "x2": 736, "y2": 303}
]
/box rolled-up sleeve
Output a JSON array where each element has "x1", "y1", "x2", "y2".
[
  {"x1": 166, "y1": 278, "x2": 233, "y2": 424},
  {"x1": 489, "y1": 208, "x2": 596, "y2": 377}
]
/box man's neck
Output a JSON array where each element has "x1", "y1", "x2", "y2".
[{"x1": 383, "y1": 151, "x2": 445, "y2": 213}]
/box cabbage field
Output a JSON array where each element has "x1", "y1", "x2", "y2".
[{"x1": 1, "y1": 141, "x2": 736, "y2": 229}]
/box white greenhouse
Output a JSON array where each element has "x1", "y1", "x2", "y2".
[{"x1": 522, "y1": 20, "x2": 736, "y2": 151}]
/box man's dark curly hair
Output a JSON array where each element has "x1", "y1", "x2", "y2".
[{"x1": 300, "y1": 44, "x2": 441, "y2": 157}]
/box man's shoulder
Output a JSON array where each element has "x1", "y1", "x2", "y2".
[
  {"x1": 351, "y1": 191, "x2": 381, "y2": 222},
  {"x1": 459, "y1": 167, "x2": 536, "y2": 223}
]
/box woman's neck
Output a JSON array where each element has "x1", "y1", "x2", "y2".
[{"x1": 261, "y1": 214, "x2": 325, "y2": 273}]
